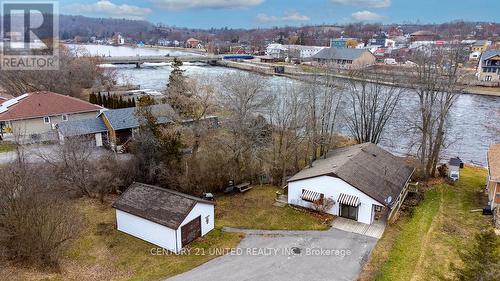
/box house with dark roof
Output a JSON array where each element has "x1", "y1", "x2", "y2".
[
  {"x1": 287, "y1": 143, "x2": 414, "y2": 224},
  {"x1": 57, "y1": 103, "x2": 219, "y2": 150},
  {"x1": 312, "y1": 48, "x2": 376, "y2": 69},
  {"x1": 112, "y1": 182, "x2": 215, "y2": 253},
  {"x1": 477, "y1": 50, "x2": 500, "y2": 82},
  {"x1": 0, "y1": 91, "x2": 102, "y2": 142}
]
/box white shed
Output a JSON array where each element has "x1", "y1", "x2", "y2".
[
  {"x1": 112, "y1": 182, "x2": 215, "y2": 253},
  {"x1": 287, "y1": 143, "x2": 414, "y2": 224}
]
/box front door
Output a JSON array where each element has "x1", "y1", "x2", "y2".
[
  {"x1": 181, "y1": 216, "x2": 202, "y2": 247},
  {"x1": 340, "y1": 203, "x2": 358, "y2": 221}
]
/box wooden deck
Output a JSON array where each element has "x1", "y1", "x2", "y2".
[{"x1": 331, "y1": 217, "x2": 386, "y2": 239}]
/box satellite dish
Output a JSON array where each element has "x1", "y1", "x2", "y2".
[{"x1": 385, "y1": 196, "x2": 393, "y2": 204}]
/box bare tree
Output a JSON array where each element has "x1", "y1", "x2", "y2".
[
  {"x1": 218, "y1": 72, "x2": 272, "y2": 181},
  {"x1": 269, "y1": 82, "x2": 306, "y2": 185},
  {"x1": 409, "y1": 44, "x2": 469, "y2": 179},
  {"x1": 0, "y1": 164, "x2": 82, "y2": 267},
  {"x1": 301, "y1": 73, "x2": 343, "y2": 163},
  {"x1": 344, "y1": 72, "x2": 403, "y2": 144},
  {"x1": 36, "y1": 137, "x2": 97, "y2": 197}
]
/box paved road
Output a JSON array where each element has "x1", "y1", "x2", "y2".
[{"x1": 168, "y1": 227, "x2": 378, "y2": 281}]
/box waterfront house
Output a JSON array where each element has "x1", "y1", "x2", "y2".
[
  {"x1": 287, "y1": 143, "x2": 415, "y2": 224},
  {"x1": 487, "y1": 144, "x2": 500, "y2": 209},
  {"x1": 312, "y1": 48, "x2": 376, "y2": 69},
  {"x1": 113, "y1": 182, "x2": 215, "y2": 253},
  {"x1": 477, "y1": 50, "x2": 500, "y2": 82},
  {"x1": 0, "y1": 91, "x2": 102, "y2": 143}
]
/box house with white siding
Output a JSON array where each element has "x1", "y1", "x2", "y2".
[
  {"x1": 112, "y1": 182, "x2": 215, "y2": 253},
  {"x1": 287, "y1": 143, "x2": 414, "y2": 225}
]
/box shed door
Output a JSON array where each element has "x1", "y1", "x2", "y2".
[{"x1": 181, "y1": 216, "x2": 201, "y2": 247}]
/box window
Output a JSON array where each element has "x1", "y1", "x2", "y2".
[
  {"x1": 43, "y1": 116, "x2": 50, "y2": 124},
  {"x1": 62, "y1": 114, "x2": 69, "y2": 122}
]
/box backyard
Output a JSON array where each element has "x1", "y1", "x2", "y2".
[
  {"x1": 2, "y1": 185, "x2": 329, "y2": 281},
  {"x1": 359, "y1": 166, "x2": 496, "y2": 281}
]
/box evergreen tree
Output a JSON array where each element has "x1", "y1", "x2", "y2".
[
  {"x1": 102, "y1": 94, "x2": 108, "y2": 108},
  {"x1": 118, "y1": 96, "x2": 124, "y2": 108},
  {"x1": 97, "y1": 92, "x2": 103, "y2": 106},
  {"x1": 450, "y1": 229, "x2": 500, "y2": 281},
  {"x1": 89, "y1": 92, "x2": 97, "y2": 104},
  {"x1": 131, "y1": 97, "x2": 136, "y2": 107}
]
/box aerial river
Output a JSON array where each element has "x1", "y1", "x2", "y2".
[{"x1": 69, "y1": 44, "x2": 500, "y2": 165}]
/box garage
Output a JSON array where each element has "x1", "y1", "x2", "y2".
[{"x1": 113, "y1": 182, "x2": 215, "y2": 253}]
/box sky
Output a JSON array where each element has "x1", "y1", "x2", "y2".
[{"x1": 60, "y1": 0, "x2": 500, "y2": 28}]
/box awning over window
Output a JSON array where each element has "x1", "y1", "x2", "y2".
[
  {"x1": 338, "y1": 193, "x2": 360, "y2": 207},
  {"x1": 301, "y1": 189, "x2": 323, "y2": 202}
]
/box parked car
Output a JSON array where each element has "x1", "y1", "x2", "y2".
[{"x1": 449, "y1": 170, "x2": 459, "y2": 182}]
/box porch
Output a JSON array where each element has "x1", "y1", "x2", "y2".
[{"x1": 331, "y1": 217, "x2": 386, "y2": 239}]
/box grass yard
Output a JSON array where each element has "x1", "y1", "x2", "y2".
[
  {"x1": 216, "y1": 185, "x2": 332, "y2": 231},
  {"x1": 360, "y1": 166, "x2": 496, "y2": 281},
  {"x1": 3, "y1": 198, "x2": 243, "y2": 281},
  {"x1": 0, "y1": 142, "x2": 16, "y2": 153},
  {"x1": 4, "y1": 185, "x2": 328, "y2": 281}
]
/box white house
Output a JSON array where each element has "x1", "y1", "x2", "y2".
[
  {"x1": 112, "y1": 182, "x2": 215, "y2": 253},
  {"x1": 287, "y1": 143, "x2": 414, "y2": 225}
]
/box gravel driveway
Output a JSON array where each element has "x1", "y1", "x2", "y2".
[{"x1": 167, "y1": 227, "x2": 378, "y2": 281}]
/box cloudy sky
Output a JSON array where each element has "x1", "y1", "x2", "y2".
[{"x1": 61, "y1": 0, "x2": 500, "y2": 28}]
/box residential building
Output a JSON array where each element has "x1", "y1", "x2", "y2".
[
  {"x1": 487, "y1": 144, "x2": 500, "y2": 209},
  {"x1": 186, "y1": 38, "x2": 200, "y2": 48},
  {"x1": 113, "y1": 182, "x2": 215, "y2": 253},
  {"x1": 58, "y1": 104, "x2": 218, "y2": 151},
  {"x1": 477, "y1": 50, "x2": 500, "y2": 82},
  {"x1": 470, "y1": 40, "x2": 491, "y2": 53},
  {"x1": 287, "y1": 45, "x2": 327, "y2": 60},
  {"x1": 287, "y1": 143, "x2": 415, "y2": 224},
  {"x1": 112, "y1": 33, "x2": 125, "y2": 45},
  {"x1": 265, "y1": 43, "x2": 288, "y2": 59},
  {"x1": 0, "y1": 91, "x2": 102, "y2": 142},
  {"x1": 410, "y1": 30, "x2": 438, "y2": 42},
  {"x1": 330, "y1": 38, "x2": 358, "y2": 49},
  {"x1": 312, "y1": 48, "x2": 376, "y2": 69}
]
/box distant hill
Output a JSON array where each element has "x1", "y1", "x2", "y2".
[{"x1": 59, "y1": 15, "x2": 155, "y2": 40}]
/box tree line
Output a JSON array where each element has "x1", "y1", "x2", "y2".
[{"x1": 89, "y1": 92, "x2": 136, "y2": 109}]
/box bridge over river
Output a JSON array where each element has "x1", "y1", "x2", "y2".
[{"x1": 101, "y1": 55, "x2": 223, "y2": 67}]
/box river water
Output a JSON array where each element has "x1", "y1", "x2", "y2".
[{"x1": 70, "y1": 44, "x2": 500, "y2": 165}]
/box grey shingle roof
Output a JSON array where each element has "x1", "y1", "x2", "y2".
[
  {"x1": 481, "y1": 50, "x2": 500, "y2": 66},
  {"x1": 288, "y1": 143, "x2": 414, "y2": 208},
  {"x1": 57, "y1": 117, "x2": 108, "y2": 137},
  {"x1": 101, "y1": 104, "x2": 177, "y2": 131},
  {"x1": 312, "y1": 48, "x2": 371, "y2": 61},
  {"x1": 112, "y1": 182, "x2": 214, "y2": 229}
]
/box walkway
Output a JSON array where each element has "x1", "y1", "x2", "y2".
[{"x1": 331, "y1": 217, "x2": 386, "y2": 239}]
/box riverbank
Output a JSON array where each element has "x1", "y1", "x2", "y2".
[{"x1": 217, "y1": 60, "x2": 500, "y2": 97}]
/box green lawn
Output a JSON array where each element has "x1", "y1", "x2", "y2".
[
  {"x1": 360, "y1": 166, "x2": 495, "y2": 281},
  {"x1": 216, "y1": 185, "x2": 332, "y2": 231}
]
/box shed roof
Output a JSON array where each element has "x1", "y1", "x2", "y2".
[
  {"x1": 481, "y1": 50, "x2": 500, "y2": 65},
  {"x1": 488, "y1": 144, "x2": 500, "y2": 182},
  {"x1": 312, "y1": 48, "x2": 372, "y2": 61},
  {"x1": 288, "y1": 143, "x2": 414, "y2": 208},
  {"x1": 57, "y1": 117, "x2": 108, "y2": 137},
  {"x1": 112, "y1": 182, "x2": 214, "y2": 229},
  {"x1": 100, "y1": 104, "x2": 177, "y2": 131}
]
